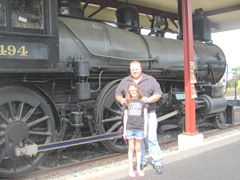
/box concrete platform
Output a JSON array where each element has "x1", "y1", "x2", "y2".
[
  {"x1": 78, "y1": 129, "x2": 240, "y2": 180},
  {"x1": 106, "y1": 131, "x2": 240, "y2": 180},
  {"x1": 178, "y1": 133, "x2": 204, "y2": 150},
  {"x1": 39, "y1": 128, "x2": 240, "y2": 180}
]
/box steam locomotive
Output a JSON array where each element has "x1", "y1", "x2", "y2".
[{"x1": 0, "y1": 0, "x2": 227, "y2": 178}]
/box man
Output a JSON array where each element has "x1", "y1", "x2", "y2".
[{"x1": 115, "y1": 60, "x2": 163, "y2": 174}]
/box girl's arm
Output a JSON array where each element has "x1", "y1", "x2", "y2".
[
  {"x1": 123, "y1": 109, "x2": 128, "y2": 140},
  {"x1": 143, "y1": 107, "x2": 148, "y2": 138}
]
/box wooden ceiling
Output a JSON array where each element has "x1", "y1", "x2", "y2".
[{"x1": 81, "y1": 0, "x2": 240, "y2": 33}]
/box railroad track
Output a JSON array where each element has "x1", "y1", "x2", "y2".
[{"x1": 14, "y1": 124, "x2": 240, "y2": 180}]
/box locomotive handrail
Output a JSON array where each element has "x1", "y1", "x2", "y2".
[
  {"x1": 91, "y1": 70, "x2": 105, "y2": 93},
  {"x1": 208, "y1": 64, "x2": 217, "y2": 84}
]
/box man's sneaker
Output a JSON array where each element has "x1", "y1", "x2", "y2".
[
  {"x1": 140, "y1": 163, "x2": 147, "y2": 170},
  {"x1": 151, "y1": 162, "x2": 163, "y2": 174},
  {"x1": 155, "y1": 165, "x2": 163, "y2": 174}
]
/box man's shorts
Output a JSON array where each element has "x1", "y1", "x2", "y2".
[{"x1": 126, "y1": 130, "x2": 144, "y2": 140}]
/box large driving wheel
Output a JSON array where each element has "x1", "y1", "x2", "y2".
[
  {"x1": 94, "y1": 80, "x2": 127, "y2": 153},
  {"x1": 0, "y1": 86, "x2": 55, "y2": 178}
]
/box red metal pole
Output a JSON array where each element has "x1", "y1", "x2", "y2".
[{"x1": 182, "y1": 0, "x2": 197, "y2": 135}]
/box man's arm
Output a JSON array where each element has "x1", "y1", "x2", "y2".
[
  {"x1": 116, "y1": 95, "x2": 126, "y2": 105},
  {"x1": 142, "y1": 94, "x2": 162, "y2": 104},
  {"x1": 142, "y1": 77, "x2": 163, "y2": 103},
  {"x1": 149, "y1": 94, "x2": 162, "y2": 103},
  {"x1": 115, "y1": 81, "x2": 127, "y2": 105}
]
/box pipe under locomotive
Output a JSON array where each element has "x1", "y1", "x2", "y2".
[{"x1": 0, "y1": 0, "x2": 227, "y2": 178}]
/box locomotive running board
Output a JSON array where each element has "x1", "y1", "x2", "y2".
[{"x1": 15, "y1": 132, "x2": 122, "y2": 157}]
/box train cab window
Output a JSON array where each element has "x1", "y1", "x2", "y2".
[
  {"x1": 11, "y1": 0, "x2": 44, "y2": 30},
  {"x1": 0, "y1": 0, "x2": 6, "y2": 26},
  {"x1": 0, "y1": 0, "x2": 57, "y2": 36}
]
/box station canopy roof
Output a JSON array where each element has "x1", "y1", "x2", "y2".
[{"x1": 81, "y1": 0, "x2": 240, "y2": 33}]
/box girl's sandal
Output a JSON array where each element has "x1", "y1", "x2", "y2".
[
  {"x1": 128, "y1": 171, "x2": 136, "y2": 178},
  {"x1": 137, "y1": 170, "x2": 145, "y2": 177}
]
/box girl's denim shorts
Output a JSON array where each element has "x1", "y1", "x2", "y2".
[{"x1": 126, "y1": 130, "x2": 144, "y2": 140}]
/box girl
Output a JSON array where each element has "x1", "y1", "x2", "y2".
[{"x1": 123, "y1": 82, "x2": 148, "y2": 177}]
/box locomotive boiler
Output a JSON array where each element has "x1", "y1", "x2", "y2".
[{"x1": 0, "y1": 0, "x2": 227, "y2": 178}]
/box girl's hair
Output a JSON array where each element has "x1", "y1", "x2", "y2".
[{"x1": 125, "y1": 82, "x2": 143, "y2": 105}]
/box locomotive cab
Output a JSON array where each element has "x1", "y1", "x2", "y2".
[{"x1": 0, "y1": 0, "x2": 59, "y2": 69}]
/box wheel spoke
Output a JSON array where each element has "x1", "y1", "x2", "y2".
[
  {"x1": 0, "y1": 150, "x2": 6, "y2": 163},
  {"x1": 16, "y1": 102, "x2": 24, "y2": 121},
  {"x1": 112, "y1": 137, "x2": 118, "y2": 144},
  {"x1": 28, "y1": 139, "x2": 35, "y2": 144},
  {"x1": 0, "y1": 124, "x2": 7, "y2": 129},
  {"x1": 7, "y1": 102, "x2": 15, "y2": 121},
  {"x1": 27, "y1": 115, "x2": 50, "y2": 128},
  {"x1": 111, "y1": 126, "x2": 123, "y2": 144},
  {"x1": 12, "y1": 160, "x2": 17, "y2": 172},
  {"x1": 102, "y1": 116, "x2": 122, "y2": 123},
  {"x1": 106, "y1": 121, "x2": 122, "y2": 133},
  {"x1": 115, "y1": 100, "x2": 122, "y2": 111},
  {"x1": 29, "y1": 130, "x2": 52, "y2": 136},
  {"x1": 104, "y1": 105, "x2": 122, "y2": 116},
  {"x1": 0, "y1": 112, "x2": 11, "y2": 124},
  {"x1": 25, "y1": 156, "x2": 34, "y2": 165},
  {"x1": 22, "y1": 107, "x2": 37, "y2": 123},
  {"x1": 0, "y1": 138, "x2": 5, "y2": 146},
  {"x1": 0, "y1": 131, "x2": 5, "y2": 137}
]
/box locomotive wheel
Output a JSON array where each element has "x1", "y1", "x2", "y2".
[
  {"x1": 94, "y1": 80, "x2": 128, "y2": 153},
  {"x1": 212, "y1": 112, "x2": 226, "y2": 129},
  {"x1": 0, "y1": 86, "x2": 55, "y2": 178}
]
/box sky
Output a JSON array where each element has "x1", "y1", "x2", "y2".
[{"x1": 212, "y1": 29, "x2": 240, "y2": 76}]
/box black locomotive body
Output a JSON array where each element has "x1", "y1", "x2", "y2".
[{"x1": 0, "y1": 0, "x2": 227, "y2": 178}]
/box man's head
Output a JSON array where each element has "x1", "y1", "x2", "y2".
[{"x1": 130, "y1": 61, "x2": 142, "y2": 80}]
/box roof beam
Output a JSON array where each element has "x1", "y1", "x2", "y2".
[
  {"x1": 81, "y1": 0, "x2": 178, "y2": 20},
  {"x1": 81, "y1": 0, "x2": 226, "y2": 30},
  {"x1": 82, "y1": 1, "x2": 240, "y2": 20},
  {"x1": 82, "y1": 0, "x2": 90, "y2": 10},
  {"x1": 204, "y1": 5, "x2": 240, "y2": 16},
  {"x1": 88, "y1": 6, "x2": 106, "y2": 18}
]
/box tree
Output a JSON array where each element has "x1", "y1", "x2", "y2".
[
  {"x1": 232, "y1": 67, "x2": 240, "y2": 72},
  {"x1": 231, "y1": 67, "x2": 240, "y2": 89}
]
